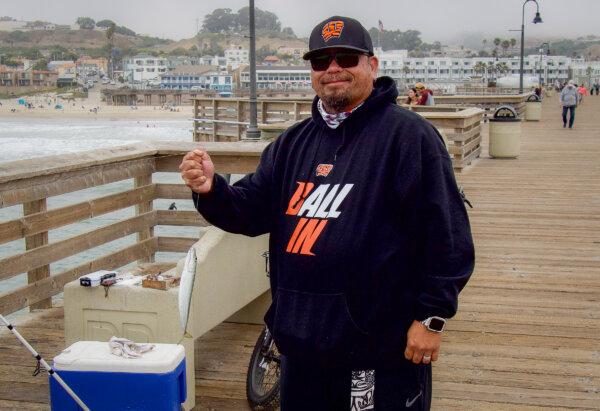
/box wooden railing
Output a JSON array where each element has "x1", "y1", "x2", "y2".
[
  {"x1": 192, "y1": 97, "x2": 313, "y2": 141},
  {"x1": 0, "y1": 142, "x2": 266, "y2": 315},
  {"x1": 403, "y1": 106, "x2": 485, "y2": 171},
  {"x1": 432, "y1": 93, "x2": 531, "y2": 118},
  {"x1": 192, "y1": 97, "x2": 484, "y2": 171}
]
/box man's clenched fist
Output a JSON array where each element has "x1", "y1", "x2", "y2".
[{"x1": 179, "y1": 149, "x2": 215, "y2": 194}]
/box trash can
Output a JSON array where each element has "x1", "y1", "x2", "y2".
[
  {"x1": 49, "y1": 341, "x2": 186, "y2": 411},
  {"x1": 489, "y1": 105, "x2": 521, "y2": 158},
  {"x1": 525, "y1": 94, "x2": 542, "y2": 121}
]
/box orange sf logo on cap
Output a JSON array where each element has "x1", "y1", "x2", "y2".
[{"x1": 322, "y1": 21, "x2": 344, "y2": 42}]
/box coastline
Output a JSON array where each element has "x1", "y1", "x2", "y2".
[
  {"x1": 0, "y1": 90, "x2": 193, "y2": 120},
  {"x1": 0, "y1": 104, "x2": 192, "y2": 120}
]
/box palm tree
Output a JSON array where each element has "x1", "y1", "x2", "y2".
[
  {"x1": 106, "y1": 22, "x2": 116, "y2": 79},
  {"x1": 501, "y1": 40, "x2": 510, "y2": 57},
  {"x1": 482, "y1": 39, "x2": 488, "y2": 50},
  {"x1": 473, "y1": 62, "x2": 487, "y2": 80},
  {"x1": 493, "y1": 37, "x2": 501, "y2": 57},
  {"x1": 487, "y1": 61, "x2": 497, "y2": 81},
  {"x1": 496, "y1": 62, "x2": 510, "y2": 76},
  {"x1": 510, "y1": 38, "x2": 517, "y2": 55}
]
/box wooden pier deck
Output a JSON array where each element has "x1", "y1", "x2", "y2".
[{"x1": 1, "y1": 96, "x2": 599, "y2": 410}]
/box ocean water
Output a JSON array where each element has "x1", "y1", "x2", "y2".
[
  {"x1": 0, "y1": 118, "x2": 200, "y2": 312},
  {"x1": 0, "y1": 117, "x2": 192, "y2": 162}
]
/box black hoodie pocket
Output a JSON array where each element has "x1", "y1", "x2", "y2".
[{"x1": 265, "y1": 288, "x2": 367, "y2": 357}]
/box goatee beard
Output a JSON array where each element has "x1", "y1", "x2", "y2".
[{"x1": 321, "y1": 94, "x2": 350, "y2": 113}]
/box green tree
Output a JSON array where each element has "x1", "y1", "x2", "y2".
[
  {"x1": 96, "y1": 19, "x2": 116, "y2": 28},
  {"x1": 202, "y1": 8, "x2": 236, "y2": 33},
  {"x1": 237, "y1": 7, "x2": 281, "y2": 32},
  {"x1": 115, "y1": 26, "x2": 136, "y2": 36},
  {"x1": 76, "y1": 17, "x2": 96, "y2": 30},
  {"x1": 7, "y1": 30, "x2": 30, "y2": 42},
  {"x1": 473, "y1": 62, "x2": 487, "y2": 77},
  {"x1": 33, "y1": 58, "x2": 49, "y2": 70},
  {"x1": 496, "y1": 62, "x2": 510, "y2": 75},
  {"x1": 501, "y1": 40, "x2": 510, "y2": 56},
  {"x1": 281, "y1": 27, "x2": 295, "y2": 38},
  {"x1": 367, "y1": 28, "x2": 423, "y2": 51}
]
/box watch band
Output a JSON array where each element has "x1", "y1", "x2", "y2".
[{"x1": 421, "y1": 316, "x2": 446, "y2": 333}]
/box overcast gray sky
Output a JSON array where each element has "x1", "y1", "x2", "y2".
[{"x1": 2, "y1": 0, "x2": 598, "y2": 42}]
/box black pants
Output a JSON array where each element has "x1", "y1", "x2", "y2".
[
  {"x1": 280, "y1": 355, "x2": 432, "y2": 411},
  {"x1": 562, "y1": 106, "x2": 576, "y2": 128}
]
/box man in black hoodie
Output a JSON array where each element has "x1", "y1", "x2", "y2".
[{"x1": 180, "y1": 16, "x2": 474, "y2": 411}]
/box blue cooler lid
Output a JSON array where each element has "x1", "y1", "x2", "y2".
[{"x1": 53, "y1": 341, "x2": 184, "y2": 373}]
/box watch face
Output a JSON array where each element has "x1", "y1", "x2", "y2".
[{"x1": 429, "y1": 317, "x2": 445, "y2": 331}]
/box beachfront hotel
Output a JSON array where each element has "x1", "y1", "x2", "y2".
[
  {"x1": 239, "y1": 65, "x2": 311, "y2": 90},
  {"x1": 159, "y1": 65, "x2": 233, "y2": 95},
  {"x1": 376, "y1": 48, "x2": 600, "y2": 89},
  {"x1": 123, "y1": 54, "x2": 170, "y2": 83}
]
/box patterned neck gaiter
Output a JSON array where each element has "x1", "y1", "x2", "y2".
[{"x1": 317, "y1": 99, "x2": 363, "y2": 129}]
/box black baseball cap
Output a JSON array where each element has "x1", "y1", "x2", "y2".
[{"x1": 303, "y1": 16, "x2": 374, "y2": 60}]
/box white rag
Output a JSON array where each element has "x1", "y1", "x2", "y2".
[{"x1": 109, "y1": 336, "x2": 155, "y2": 359}]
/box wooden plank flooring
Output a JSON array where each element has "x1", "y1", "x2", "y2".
[{"x1": 1, "y1": 96, "x2": 599, "y2": 410}]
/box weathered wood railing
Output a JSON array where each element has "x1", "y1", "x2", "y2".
[
  {"x1": 192, "y1": 97, "x2": 484, "y2": 171},
  {"x1": 432, "y1": 93, "x2": 531, "y2": 118},
  {"x1": 192, "y1": 98, "x2": 313, "y2": 141},
  {"x1": 404, "y1": 106, "x2": 485, "y2": 171},
  {"x1": 0, "y1": 142, "x2": 266, "y2": 315}
]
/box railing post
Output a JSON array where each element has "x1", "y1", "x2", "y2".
[
  {"x1": 260, "y1": 101, "x2": 267, "y2": 124},
  {"x1": 193, "y1": 99, "x2": 199, "y2": 142},
  {"x1": 237, "y1": 100, "x2": 243, "y2": 141},
  {"x1": 23, "y1": 198, "x2": 51, "y2": 310},
  {"x1": 135, "y1": 175, "x2": 154, "y2": 263},
  {"x1": 212, "y1": 100, "x2": 218, "y2": 142}
]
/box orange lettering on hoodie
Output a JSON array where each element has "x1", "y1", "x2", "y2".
[{"x1": 286, "y1": 182, "x2": 314, "y2": 216}]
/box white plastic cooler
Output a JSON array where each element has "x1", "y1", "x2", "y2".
[{"x1": 49, "y1": 341, "x2": 186, "y2": 411}]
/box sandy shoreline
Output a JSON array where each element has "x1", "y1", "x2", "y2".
[
  {"x1": 0, "y1": 105, "x2": 192, "y2": 120},
  {"x1": 0, "y1": 91, "x2": 193, "y2": 121}
]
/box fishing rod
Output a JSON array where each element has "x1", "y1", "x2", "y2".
[{"x1": 0, "y1": 313, "x2": 90, "y2": 411}]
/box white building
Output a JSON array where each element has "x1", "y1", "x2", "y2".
[
  {"x1": 224, "y1": 47, "x2": 249, "y2": 69},
  {"x1": 375, "y1": 50, "x2": 583, "y2": 88},
  {"x1": 240, "y1": 66, "x2": 311, "y2": 90},
  {"x1": 123, "y1": 55, "x2": 170, "y2": 83},
  {"x1": 571, "y1": 60, "x2": 600, "y2": 86},
  {"x1": 160, "y1": 65, "x2": 233, "y2": 96},
  {"x1": 199, "y1": 55, "x2": 228, "y2": 69}
]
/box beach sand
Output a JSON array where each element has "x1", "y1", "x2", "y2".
[{"x1": 0, "y1": 89, "x2": 193, "y2": 121}]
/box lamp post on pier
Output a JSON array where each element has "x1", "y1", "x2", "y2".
[
  {"x1": 519, "y1": 0, "x2": 543, "y2": 94},
  {"x1": 538, "y1": 42, "x2": 550, "y2": 86},
  {"x1": 246, "y1": 0, "x2": 261, "y2": 139}
]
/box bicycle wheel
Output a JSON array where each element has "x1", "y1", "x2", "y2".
[{"x1": 246, "y1": 327, "x2": 281, "y2": 410}]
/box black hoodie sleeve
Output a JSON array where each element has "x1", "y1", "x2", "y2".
[
  {"x1": 414, "y1": 128, "x2": 475, "y2": 321},
  {"x1": 191, "y1": 141, "x2": 277, "y2": 237}
]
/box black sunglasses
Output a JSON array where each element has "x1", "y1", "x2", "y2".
[{"x1": 310, "y1": 52, "x2": 367, "y2": 71}]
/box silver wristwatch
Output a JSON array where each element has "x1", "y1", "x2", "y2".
[{"x1": 420, "y1": 316, "x2": 446, "y2": 333}]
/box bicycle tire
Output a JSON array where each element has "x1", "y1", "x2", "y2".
[{"x1": 246, "y1": 327, "x2": 281, "y2": 410}]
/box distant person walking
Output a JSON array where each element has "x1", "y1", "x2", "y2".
[
  {"x1": 560, "y1": 80, "x2": 578, "y2": 129},
  {"x1": 577, "y1": 84, "x2": 588, "y2": 104},
  {"x1": 415, "y1": 83, "x2": 435, "y2": 106},
  {"x1": 593, "y1": 81, "x2": 600, "y2": 96}
]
